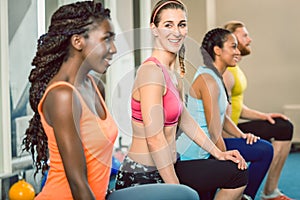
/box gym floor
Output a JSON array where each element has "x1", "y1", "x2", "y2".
[{"x1": 255, "y1": 147, "x2": 300, "y2": 200}]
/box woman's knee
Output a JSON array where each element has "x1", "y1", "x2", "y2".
[
  {"x1": 255, "y1": 139, "x2": 274, "y2": 162},
  {"x1": 224, "y1": 162, "x2": 248, "y2": 189}
]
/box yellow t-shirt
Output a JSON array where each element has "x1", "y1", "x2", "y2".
[{"x1": 227, "y1": 65, "x2": 247, "y2": 124}]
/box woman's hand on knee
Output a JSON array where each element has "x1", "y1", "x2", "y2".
[
  {"x1": 242, "y1": 133, "x2": 260, "y2": 145},
  {"x1": 219, "y1": 150, "x2": 248, "y2": 170}
]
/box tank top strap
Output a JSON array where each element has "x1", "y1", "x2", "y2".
[
  {"x1": 87, "y1": 74, "x2": 108, "y2": 113},
  {"x1": 38, "y1": 81, "x2": 84, "y2": 114},
  {"x1": 143, "y1": 57, "x2": 172, "y2": 84}
]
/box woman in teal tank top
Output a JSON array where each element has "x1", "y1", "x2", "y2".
[{"x1": 177, "y1": 28, "x2": 274, "y2": 200}]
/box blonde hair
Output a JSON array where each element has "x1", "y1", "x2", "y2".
[{"x1": 223, "y1": 20, "x2": 245, "y2": 33}]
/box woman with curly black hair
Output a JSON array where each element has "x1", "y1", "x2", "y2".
[{"x1": 22, "y1": 1, "x2": 118, "y2": 199}]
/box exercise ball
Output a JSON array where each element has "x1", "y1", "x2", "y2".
[
  {"x1": 111, "y1": 156, "x2": 121, "y2": 175},
  {"x1": 8, "y1": 179, "x2": 35, "y2": 200},
  {"x1": 40, "y1": 170, "x2": 48, "y2": 190}
]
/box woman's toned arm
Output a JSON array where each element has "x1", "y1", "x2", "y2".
[
  {"x1": 136, "y1": 64, "x2": 179, "y2": 184},
  {"x1": 190, "y1": 73, "x2": 226, "y2": 151},
  {"x1": 179, "y1": 105, "x2": 247, "y2": 169}
]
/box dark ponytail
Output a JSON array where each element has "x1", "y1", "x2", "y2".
[{"x1": 200, "y1": 28, "x2": 232, "y2": 104}]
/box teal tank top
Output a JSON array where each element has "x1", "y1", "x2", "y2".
[{"x1": 176, "y1": 66, "x2": 228, "y2": 160}]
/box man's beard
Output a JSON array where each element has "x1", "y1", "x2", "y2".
[{"x1": 238, "y1": 43, "x2": 251, "y2": 56}]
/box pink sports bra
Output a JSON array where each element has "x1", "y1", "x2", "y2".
[{"x1": 131, "y1": 57, "x2": 183, "y2": 126}]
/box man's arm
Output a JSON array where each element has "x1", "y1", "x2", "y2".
[
  {"x1": 223, "y1": 69, "x2": 288, "y2": 124},
  {"x1": 240, "y1": 104, "x2": 288, "y2": 124}
]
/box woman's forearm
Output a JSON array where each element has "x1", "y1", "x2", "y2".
[
  {"x1": 179, "y1": 107, "x2": 222, "y2": 159},
  {"x1": 146, "y1": 133, "x2": 179, "y2": 184},
  {"x1": 223, "y1": 115, "x2": 244, "y2": 138}
]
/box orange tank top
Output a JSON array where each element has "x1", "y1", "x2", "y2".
[{"x1": 35, "y1": 75, "x2": 118, "y2": 200}]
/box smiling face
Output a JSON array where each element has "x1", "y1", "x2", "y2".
[
  {"x1": 151, "y1": 8, "x2": 187, "y2": 54},
  {"x1": 218, "y1": 34, "x2": 241, "y2": 67},
  {"x1": 81, "y1": 19, "x2": 117, "y2": 74}
]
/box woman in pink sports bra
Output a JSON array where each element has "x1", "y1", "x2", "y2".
[
  {"x1": 23, "y1": 2, "x2": 118, "y2": 199},
  {"x1": 115, "y1": 0, "x2": 249, "y2": 199}
]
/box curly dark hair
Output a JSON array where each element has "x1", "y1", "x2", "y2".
[{"x1": 22, "y1": 1, "x2": 111, "y2": 176}]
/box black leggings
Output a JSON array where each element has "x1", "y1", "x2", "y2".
[
  {"x1": 116, "y1": 156, "x2": 248, "y2": 199},
  {"x1": 237, "y1": 118, "x2": 293, "y2": 141},
  {"x1": 175, "y1": 159, "x2": 248, "y2": 199}
]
